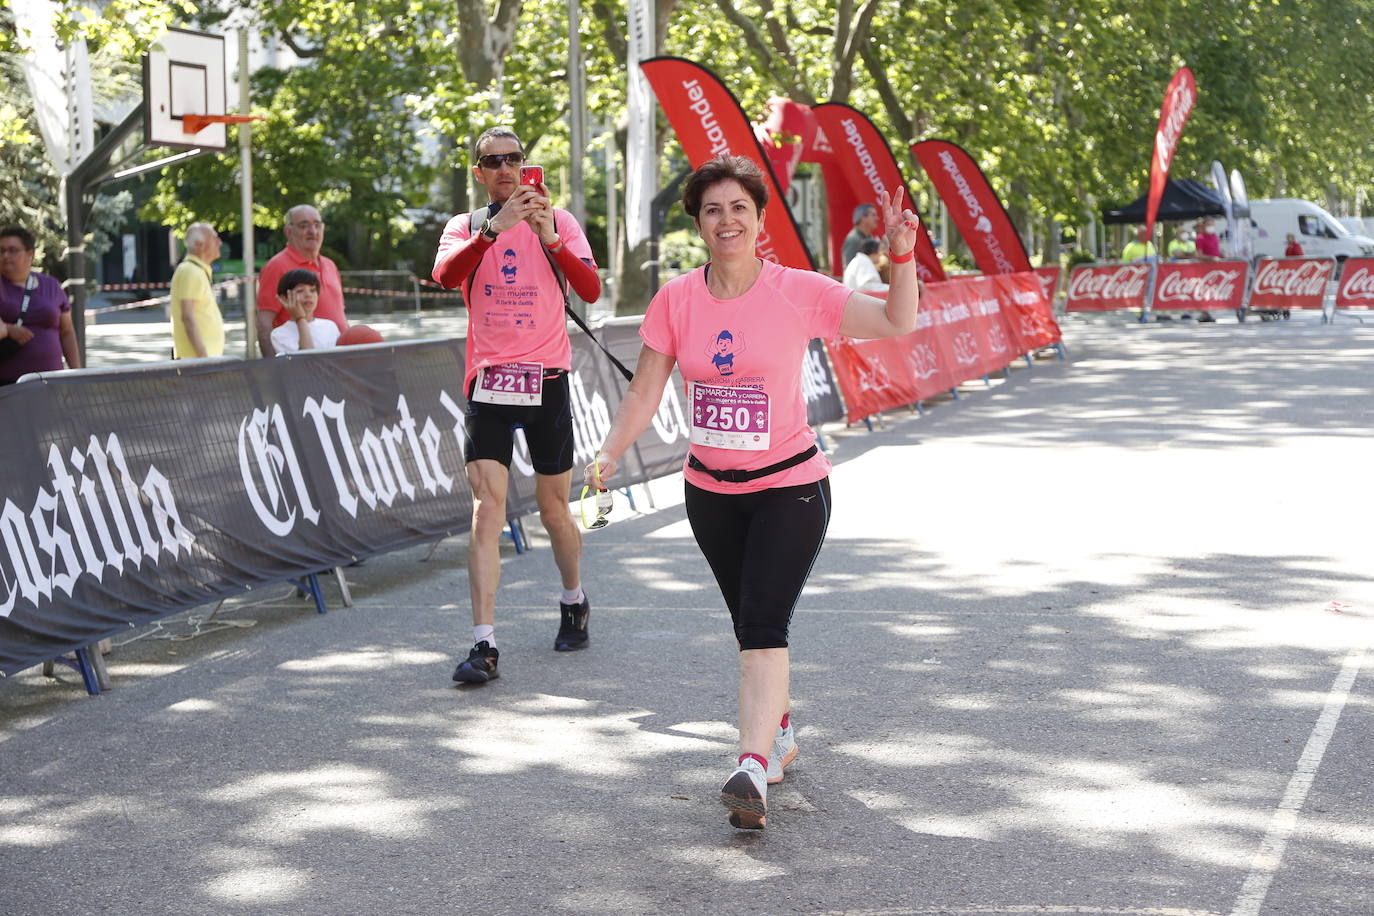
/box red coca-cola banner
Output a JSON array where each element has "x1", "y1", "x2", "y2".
[
  {"x1": 1335, "y1": 257, "x2": 1374, "y2": 309},
  {"x1": 1146, "y1": 67, "x2": 1197, "y2": 235},
  {"x1": 1152, "y1": 260, "x2": 1248, "y2": 312},
  {"x1": 641, "y1": 57, "x2": 814, "y2": 269},
  {"x1": 827, "y1": 273, "x2": 1056, "y2": 423},
  {"x1": 810, "y1": 103, "x2": 945, "y2": 284},
  {"x1": 1033, "y1": 265, "x2": 1062, "y2": 305},
  {"x1": 1066, "y1": 263, "x2": 1153, "y2": 312},
  {"x1": 912, "y1": 139, "x2": 1032, "y2": 276},
  {"x1": 1248, "y1": 258, "x2": 1334, "y2": 311}
]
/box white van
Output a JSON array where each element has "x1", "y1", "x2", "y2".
[
  {"x1": 1247, "y1": 199, "x2": 1374, "y2": 260},
  {"x1": 1338, "y1": 216, "x2": 1374, "y2": 238}
]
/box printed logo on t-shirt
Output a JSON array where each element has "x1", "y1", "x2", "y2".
[
  {"x1": 707, "y1": 329, "x2": 746, "y2": 377},
  {"x1": 500, "y1": 249, "x2": 518, "y2": 284}
]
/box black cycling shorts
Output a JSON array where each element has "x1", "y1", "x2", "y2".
[
  {"x1": 463, "y1": 371, "x2": 575, "y2": 476},
  {"x1": 684, "y1": 477, "x2": 832, "y2": 650}
]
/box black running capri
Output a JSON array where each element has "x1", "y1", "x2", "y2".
[{"x1": 684, "y1": 477, "x2": 831, "y2": 650}]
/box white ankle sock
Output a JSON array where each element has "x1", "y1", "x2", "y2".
[
  {"x1": 561, "y1": 586, "x2": 584, "y2": 605},
  {"x1": 473, "y1": 625, "x2": 495, "y2": 647}
]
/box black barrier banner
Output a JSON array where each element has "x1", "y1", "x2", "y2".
[
  {"x1": 0, "y1": 341, "x2": 476, "y2": 676},
  {"x1": 804, "y1": 338, "x2": 845, "y2": 426},
  {"x1": 1, "y1": 324, "x2": 846, "y2": 676}
]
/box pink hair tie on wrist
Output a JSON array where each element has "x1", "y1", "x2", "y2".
[{"x1": 889, "y1": 248, "x2": 915, "y2": 263}]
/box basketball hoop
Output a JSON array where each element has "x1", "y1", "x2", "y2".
[{"x1": 183, "y1": 113, "x2": 263, "y2": 135}]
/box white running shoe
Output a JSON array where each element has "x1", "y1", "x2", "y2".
[
  {"x1": 721, "y1": 757, "x2": 768, "y2": 829},
  {"x1": 766, "y1": 722, "x2": 798, "y2": 785}
]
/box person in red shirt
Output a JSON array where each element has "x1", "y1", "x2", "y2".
[
  {"x1": 1285, "y1": 234, "x2": 1304, "y2": 257},
  {"x1": 255, "y1": 204, "x2": 346, "y2": 357},
  {"x1": 1194, "y1": 219, "x2": 1222, "y2": 260},
  {"x1": 432, "y1": 127, "x2": 602, "y2": 685}
]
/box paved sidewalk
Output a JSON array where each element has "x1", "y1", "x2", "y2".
[{"x1": 3, "y1": 319, "x2": 1373, "y2": 915}]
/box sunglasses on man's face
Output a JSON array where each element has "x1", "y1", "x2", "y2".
[{"x1": 477, "y1": 152, "x2": 525, "y2": 170}]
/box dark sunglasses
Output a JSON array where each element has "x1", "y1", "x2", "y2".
[{"x1": 476, "y1": 151, "x2": 525, "y2": 170}]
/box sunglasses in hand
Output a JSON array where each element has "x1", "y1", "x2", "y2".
[{"x1": 579, "y1": 462, "x2": 614, "y2": 530}]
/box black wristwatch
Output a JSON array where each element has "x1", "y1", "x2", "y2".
[{"x1": 479, "y1": 218, "x2": 498, "y2": 241}]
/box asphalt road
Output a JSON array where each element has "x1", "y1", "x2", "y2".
[{"x1": 3, "y1": 317, "x2": 1372, "y2": 916}]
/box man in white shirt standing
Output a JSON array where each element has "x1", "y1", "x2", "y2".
[{"x1": 842, "y1": 237, "x2": 888, "y2": 293}]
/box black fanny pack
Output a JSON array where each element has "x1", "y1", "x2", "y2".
[{"x1": 687, "y1": 445, "x2": 818, "y2": 483}]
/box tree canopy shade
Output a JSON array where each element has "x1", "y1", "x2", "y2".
[{"x1": 1103, "y1": 178, "x2": 1227, "y2": 225}]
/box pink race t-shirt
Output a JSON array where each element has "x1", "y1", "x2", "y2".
[
  {"x1": 435, "y1": 208, "x2": 595, "y2": 391},
  {"x1": 640, "y1": 260, "x2": 850, "y2": 494}
]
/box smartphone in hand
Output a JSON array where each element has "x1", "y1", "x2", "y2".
[{"x1": 519, "y1": 165, "x2": 544, "y2": 187}]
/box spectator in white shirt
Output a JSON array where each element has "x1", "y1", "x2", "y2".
[{"x1": 842, "y1": 236, "x2": 888, "y2": 293}]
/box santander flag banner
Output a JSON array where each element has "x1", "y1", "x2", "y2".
[
  {"x1": 641, "y1": 57, "x2": 814, "y2": 269},
  {"x1": 912, "y1": 139, "x2": 1032, "y2": 276},
  {"x1": 1152, "y1": 260, "x2": 1248, "y2": 311},
  {"x1": 1066, "y1": 263, "x2": 1152, "y2": 312},
  {"x1": 755, "y1": 97, "x2": 816, "y2": 195},
  {"x1": 1145, "y1": 67, "x2": 1198, "y2": 236},
  {"x1": 810, "y1": 103, "x2": 946, "y2": 284},
  {"x1": 1335, "y1": 257, "x2": 1374, "y2": 310},
  {"x1": 1249, "y1": 258, "x2": 1333, "y2": 311}
]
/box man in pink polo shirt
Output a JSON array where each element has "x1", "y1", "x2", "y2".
[
  {"x1": 432, "y1": 127, "x2": 602, "y2": 685},
  {"x1": 256, "y1": 204, "x2": 346, "y2": 357}
]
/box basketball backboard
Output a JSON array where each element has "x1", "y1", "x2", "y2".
[{"x1": 143, "y1": 28, "x2": 227, "y2": 151}]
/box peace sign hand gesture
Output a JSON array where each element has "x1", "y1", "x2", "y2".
[{"x1": 879, "y1": 187, "x2": 920, "y2": 260}]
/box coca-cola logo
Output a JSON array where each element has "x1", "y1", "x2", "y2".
[
  {"x1": 1253, "y1": 259, "x2": 1330, "y2": 298},
  {"x1": 1154, "y1": 79, "x2": 1195, "y2": 170},
  {"x1": 1068, "y1": 265, "x2": 1149, "y2": 301},
  {"x1": 1156, "y1": 268, "x2": 1241, "y2": 304},
  {"x1": 1339, "y1": 265, "x2": 1374, "y2": 302}
]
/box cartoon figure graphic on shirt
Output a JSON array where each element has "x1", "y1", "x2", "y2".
[
  {"x1": 501, "y1": 249, "x2": 518, "y2": 284},
  {"x1": 706, "y1": 329, "x2": 747, "y2": 377}
]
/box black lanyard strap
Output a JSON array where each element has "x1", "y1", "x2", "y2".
[{"x1": 13, "y1": 274, "x2": 36, "y2": 326}]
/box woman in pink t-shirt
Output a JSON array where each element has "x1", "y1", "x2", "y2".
[{"x1": 585, "y1": 155, "x2": 920, "y2": 829}]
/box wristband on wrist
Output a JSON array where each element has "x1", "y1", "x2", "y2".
[
  {"x1": 889, "y1": 248, "x2": 915, "y2": 263},
  {"x1": 544, "y1": 235, "x2": 564, "y2": 253}
]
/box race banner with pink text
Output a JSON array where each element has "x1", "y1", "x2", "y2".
[
  {"x1": 1066, "y1": 263, "x2": 1152, "y2": 312},
  {"x1": 810, "y1": 103, "x2": 946, "y2": 284},
  {"x1": 1335, "y1": 257, "x2": 1374, "y2": 310},
  {"x1": 1034, "y1": 265, "x2": 1062, "y2": 305},
  {"x1": 1145, "y1": 67, "x2": 1197, "y2": 235},
  {"x1": 912, "y1": 139, "x2": 1032, "y2": 276},
  {"x1": 641, "y1": 57, "x2": 814, "y2": 269},
  {"x1": 1152, "y1": 260, "x2": 1248, "y2": 312},
  {"x1": 1248, "y1": 258, "x2": 1334, "y2": 311}
]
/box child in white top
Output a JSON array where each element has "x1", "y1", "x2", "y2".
[{"x1": 270, "y1": 268, "x2": 341, "y2": 354}]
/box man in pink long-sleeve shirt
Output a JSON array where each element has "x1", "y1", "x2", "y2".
[{"x1": 432, "y1": 127, "x2": 602, "y2": 685}]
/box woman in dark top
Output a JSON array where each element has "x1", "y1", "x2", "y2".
[{"x1": 0, "y1": 227, "x2": 81, "y2": 385}]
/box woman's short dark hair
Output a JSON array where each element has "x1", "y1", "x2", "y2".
[
  {"x1": 278, "y1": 268, "x2": 321, "y2": 297},
  {"x1": 859, "y1": 237, "x2": 882, "y2": 256},
  {"x1": 0, "y1": 227, "x2": 36, "y2": 251},
  {"x1": 682, "y1": 155, "x2": 769, "y2": 220}
]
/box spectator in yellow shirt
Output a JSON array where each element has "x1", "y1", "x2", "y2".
[{"x1": 170, "y1": 223, "x2": 224, "y2": 358}]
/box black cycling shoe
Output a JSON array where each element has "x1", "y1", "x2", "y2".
[
  {"x1": 452, "y1": 641, "x2": 500, "y2": 683},
  {"x1": 554, "y1": 595, "x2": 591, "y2": 651}
]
